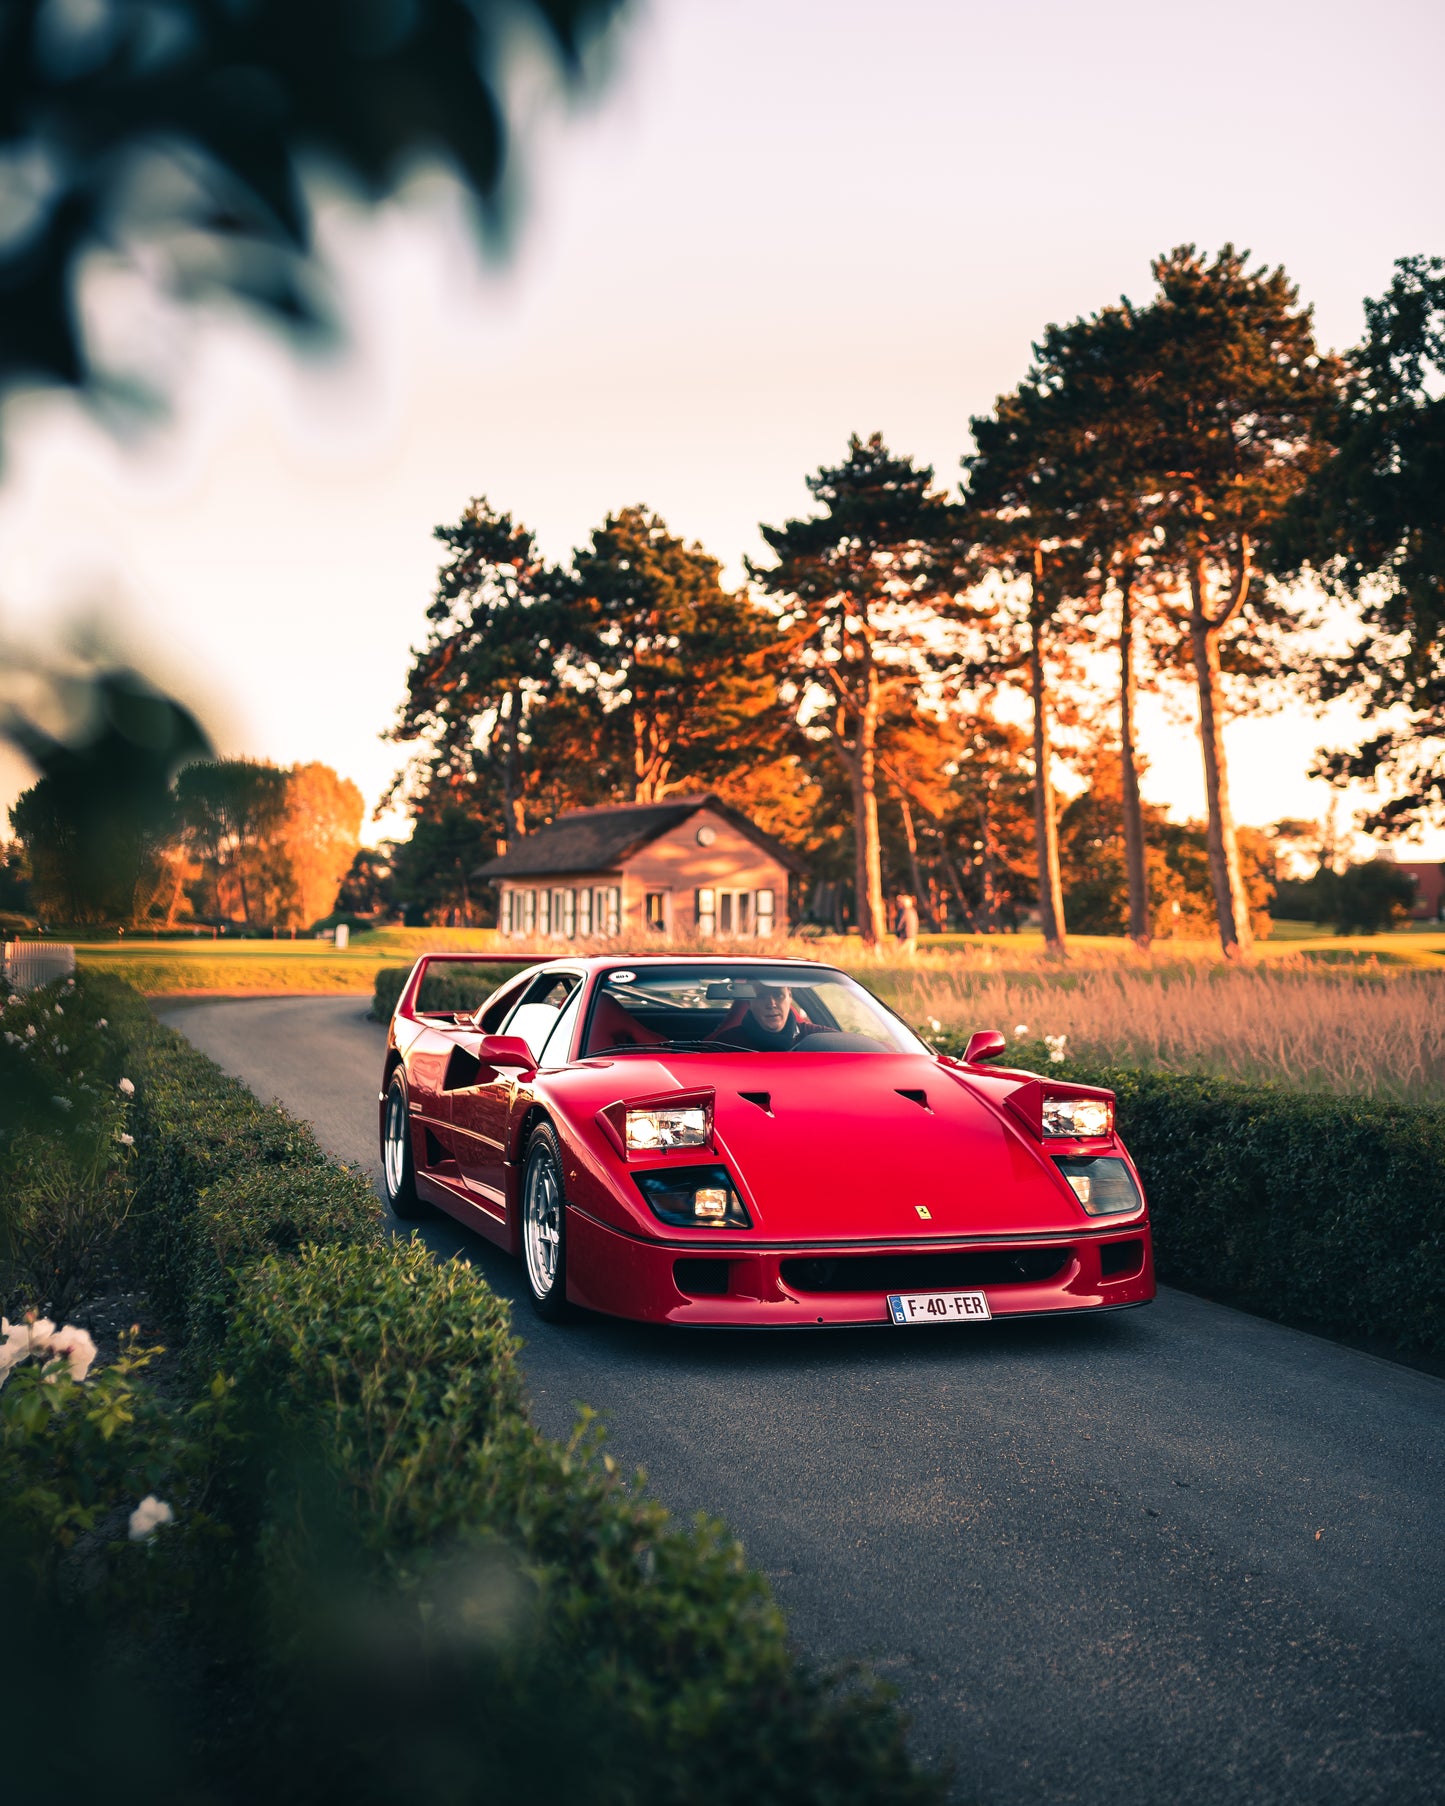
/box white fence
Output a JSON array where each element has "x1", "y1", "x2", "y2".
[{"x1": 2, "y1": 941, "x2": 76, "y2": 994}]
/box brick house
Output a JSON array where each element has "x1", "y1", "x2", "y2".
[
  {"x1": 474, "y1": 795, "x2": 806, "y2": 941},
  {"x1": 1397, "y1": 861, "x2": 1445, "y2": 921}
]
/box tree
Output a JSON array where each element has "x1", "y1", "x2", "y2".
[
  {"x1": 572, "y1": 506, "x2": 783, "y2": 804},
  {"x1": 176, "y1": 760, "x2": 290, "y2": 926},
  {"x1": 960, "y1": 371, "x2": 1101, "y2": 957},
  {"x1": 6, "y1": 667, "x2": 210, "y2": 924},
  {"x1": 336, "y1": 847, "x2": 398, "y2": 920},
  {"x1": 1131, "y1": 246, "x2": 1337, "y2": 958},
  {"x1": 273, "y1": 762, "x2": 364, "y2": 929},
  {"x1": 752, "y1": 435, "x2": 968, "y2": 948},
  {"x1": 1283, "y1": 256, "x2": 1445, "y2": 829},
  {"x1": 1019, "y1": 304, "x2": 1168, "y2": 949},
  {"x1": 390, "y1": 804, "x2": 494, "y2": 927},
  {"x1": 392, "y1": 500, "x2": 571, "y2": 845},
  {"x1": 1057, "y1": 747, "x2": 1275, "y2": 940},
  {"x1": 0, "y1": 0, "x2": 626, "y2": 422}
]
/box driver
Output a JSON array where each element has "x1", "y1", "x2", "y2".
[{"x1": 711, "y1": 982, "x2": 806, "y2": 1052}]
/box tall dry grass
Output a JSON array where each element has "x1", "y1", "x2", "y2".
[
  {"x1": 868, "y1": 961, "x2": 1445, "y2": 1103},
  {"x1": 449, "y1": 928, "x2": 1444, "y2": 1101}
]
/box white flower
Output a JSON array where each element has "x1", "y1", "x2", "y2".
[
  {"x1": 118, "y1": 1132, "x2": 135, "y2": 1147},
  {"x1": 928, "y1": 1017, "x2": 942, "y2": 1033},
  {"x1": 0, "y1": 1318, "x2": 32, "y2": 1377},
  {"x1": 117, "y1": 1077, "x2": 135, "y2": 1097},
  {"x1": 51, "y1": 1095, "x2": 72, "y2": 1110},
  {"x1": 1044, "y1": 1033, "x2": 1068, "y2": 1064},
  {"x1": 25, "y1": 1024, "x2": 36, "y2": 1038},
  {"x1": 1013, "y1": 1023, "x2": 1029, "y2": 1037},
  {"x1": 46, "y1": 1324, "x2": 97, "y2": 1383},
  {"x1": 128, "y1": 1496, "x2": 174, "y2": 1542},
  {"x1": 53, "y1": 1004, "x2": 63, "y2": 1015},
  {"x1": 95, "y1": 1018, "x2": 108, "y2": 1029},
  {"x1": 3, "y1": 1031, "x2": 18, "y2": 1045}
]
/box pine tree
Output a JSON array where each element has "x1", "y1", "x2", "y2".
[
  {"x1": 752, "y1": 435, "x2": 968, "y2": 948},
  {"x1": 1129, "y1": 246, "x2": 1337, "y2": 958},
  {"x1": 1282, "y1": 255, "x2": 1445, "y2": 829},
  {"x1": 391, "y1": 499, "x2": 573, "y2": 846},
  {"x1": 571, "y1": 507, "x2": 782, "y2": 803}
]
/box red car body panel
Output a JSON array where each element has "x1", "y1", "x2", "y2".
[{"x1": 380, "y1": 953, "x2": 1156, "y2": 1328}]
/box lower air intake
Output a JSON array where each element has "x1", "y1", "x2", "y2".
[
  {"x1": 781, "y1": 1248, "x2": 1070, "y2": 1294},
  {"x1": 673, "y1": 1259, "x2": 731, "y2": 1297}
]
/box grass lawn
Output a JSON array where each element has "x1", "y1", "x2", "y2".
[{"x1": 73, "y1": 927, "x2": 509, "y2": 995}]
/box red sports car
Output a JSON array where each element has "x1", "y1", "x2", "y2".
[{"x1": 379, "y1": 954, "x2": 1155, "y2": 1328}]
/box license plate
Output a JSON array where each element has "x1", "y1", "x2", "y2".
[{"x1": 887, "y1": 1290, "x2": 992, "y2": 1326}]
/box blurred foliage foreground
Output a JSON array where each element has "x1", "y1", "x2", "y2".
[{"x1": 0, "y1": 972, "x2": 940, "y2": 1806}]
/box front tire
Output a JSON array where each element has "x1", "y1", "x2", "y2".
[
  {"x1": 521, "y1": 1122, "x2": 572, "y2": 1322},
  {"x1": 382, "y1": 1069, "x2": 429, "y2": 1220}
]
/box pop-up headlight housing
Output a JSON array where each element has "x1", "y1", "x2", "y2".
[
  {"x1": 625, "y1": 1103, "x2": 710, "y2": 1152},
  {"x1": 598, "y1": 1089, "x2": 716, "y2": 1158},
  {"x1": 633, "y1": 1164, "x2": 752, "y2": 1229},
  {"x1": 1042, "y1": 1094, "x2": 1113, "y2": 1138}
]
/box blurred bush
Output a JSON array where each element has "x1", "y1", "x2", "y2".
[{"x1": 3, "y1": 975, "x2": 943, "y2": 1805}]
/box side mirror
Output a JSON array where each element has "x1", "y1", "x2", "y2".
[
  {"x1": 963, "y1": 1029, "x2": 1008, "y2": 1065},
  {"x1": 479, "y1": 1034, "x2": 536, "y2": 1068}
]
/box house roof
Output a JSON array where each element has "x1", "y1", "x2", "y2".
[{"x1": 473, "y1": 794, "x2": 807, "y2": 880}]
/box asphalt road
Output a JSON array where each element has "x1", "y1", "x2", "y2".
[{"x1": 158, "y1": 995, "x2": 1445, "y2": 1806}]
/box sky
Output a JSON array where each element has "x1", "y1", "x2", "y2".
[{"x1": 1, "y1": 0, "x2": 1443, "y2": 856}]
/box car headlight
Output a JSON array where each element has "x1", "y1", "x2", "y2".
[
  {"x1": 1042, "y1": 1094, "x2": 1112, "y2": 1138},
  {"x1": 1053, "y1": 1156, "x2": 1141, "y2": 1216},
  {"x1": 625, "y1": 1104, "x2": 710, "y2": 1151},
  {"x1": 634, "y1": 1164, "x2": 752, "y2": 1229}
]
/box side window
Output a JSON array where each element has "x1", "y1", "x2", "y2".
[
  {"x1": 538, "y1": 983, "x2": 585, "y2": 1068},
  {"x1": 503, "y1": 972, "x2": 581, "y2": 1059},
  {"x1": 477, "y1": 974, "x2": 532, "y2": 1033}
]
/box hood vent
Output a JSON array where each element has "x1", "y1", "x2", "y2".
[
  {"x1": 739, "y1": 1090, "x2": 773, "y2": 1116},
  {"x1": 896, "y1": 1088, "x2": 932, "y2": 1112}
]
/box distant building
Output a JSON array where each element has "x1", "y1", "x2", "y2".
[
  {"x1": 474, "y1": 795, "x2": 806, "y2": 941},
  {"x1": 1397, "y1": 861, "x2": 1445, "y2": 921}
]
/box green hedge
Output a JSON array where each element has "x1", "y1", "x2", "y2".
[
  {"x1": 370, "y1": 959, "x2": 536, "y2": 1022},
  {"x1": 59, "y1": 976, "x2": 939, "y2": 1805},
  {"x1": 938, "y1": 1032, "x2": 1445, "y2": 1357}
]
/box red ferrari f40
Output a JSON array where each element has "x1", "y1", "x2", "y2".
[{"x1": 379, "y1": 955, "x2": 1155, "y2": 1328}]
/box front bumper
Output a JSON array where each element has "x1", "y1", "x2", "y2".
[{"x1": 565, "y1": 1209, "x2": 1156, "y2": 1326}]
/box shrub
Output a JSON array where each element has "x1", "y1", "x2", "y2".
[
  {"x1": 935, "y1": 1031, "x2": 1445, "y2": 1356},
  {"x1": 61, "y1": 977, "x2": 942, "y2": 1804},
  {"x1": 370, "y1": 958, "x2": 535, "y2": 1022},
  {"x1": 222, "y1": 1239, "x2": 940, "y2": 1806},
  {"x1": 106, "y1": 990, "x2": 379, "y2": 1356}
]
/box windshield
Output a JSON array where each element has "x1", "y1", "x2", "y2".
[{"x1": 581, "y1": 963, "x2": 926, "y2": 1057}]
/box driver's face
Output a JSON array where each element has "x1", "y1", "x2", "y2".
[{"x1": 750, "y1": 985, "x2": 791, "y2": 1031}]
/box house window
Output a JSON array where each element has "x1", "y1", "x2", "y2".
[
  {"x1": 645, "y1": 892, "x2": 667, "y2": 933},
  {"x1": 577, "y1": 886, "x2": 592, "y2": 936},
  {"x1": 738, "y1": 892, "x2": 752, "y2": 935},
  {"x1": 718, "y1": 892, "x2": 733, "y2": 934},
  {"x1": 696, "y1": 887, "x2": 715, "y2": 936},
  {"x1": 756, "y1": 888, "x2": 775, "y2": 935}
]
